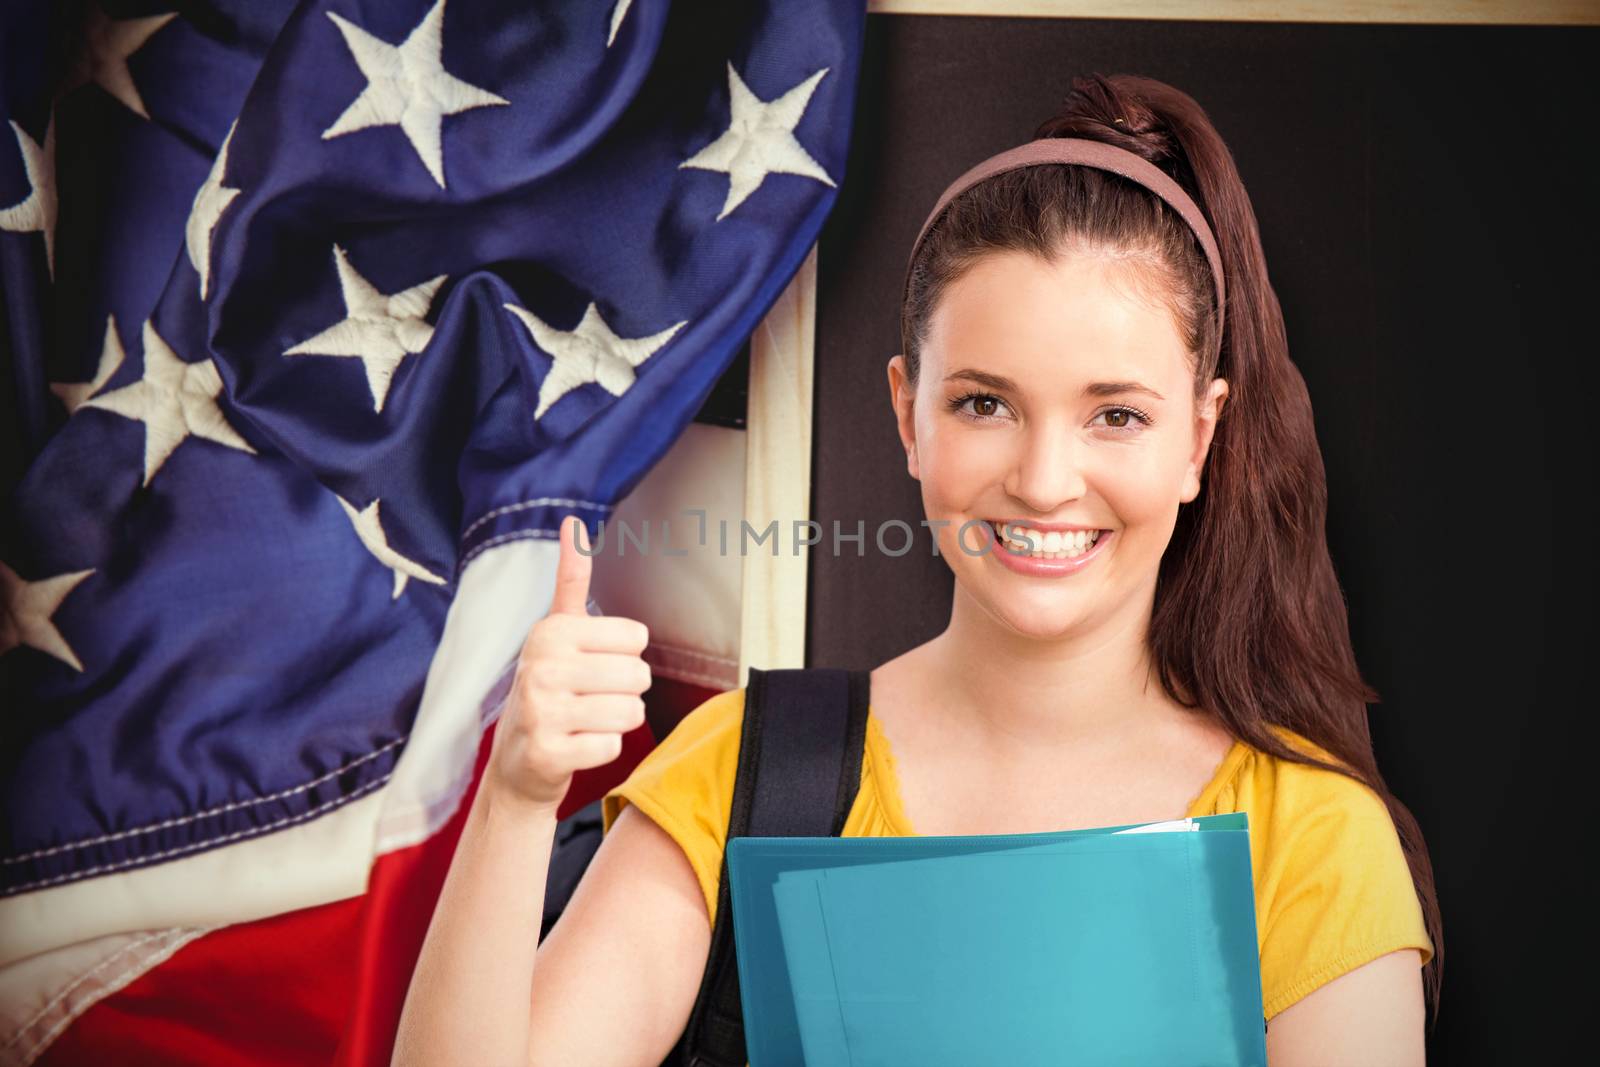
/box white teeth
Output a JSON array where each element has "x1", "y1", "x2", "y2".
[{"x1": 992, "y1": 523, "x2": 1102, "y2": 558}]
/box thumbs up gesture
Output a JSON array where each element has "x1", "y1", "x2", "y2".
[{"x1": 487, "y1": 516, "x2": 652, "y2": 815}]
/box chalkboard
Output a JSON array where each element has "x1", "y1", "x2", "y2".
[{"x1": 810, "y1": 13, "x2": 1595, "y2": 1062}]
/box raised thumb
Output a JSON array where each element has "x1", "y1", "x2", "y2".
[{"x1": 550, "y1": 515, "x2": 593, "y2": 616}]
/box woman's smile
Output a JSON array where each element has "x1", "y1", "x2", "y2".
[{"x1": 980, "y1": 520, "x2": 1116, "y2": 576}]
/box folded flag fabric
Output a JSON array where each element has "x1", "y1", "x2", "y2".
[
  {"x1": 0, "y1": 1, "x2": 865, "y2": 1062},
  {"x1": 728, "y1": 814, "x2": 1266, "y2": 1067}
]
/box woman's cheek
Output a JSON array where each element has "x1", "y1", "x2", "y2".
[
  {"x1": 940, "y1": 428, "x2": 1013, "y2": 485},
  {"x1": 1091, "y1": 445, "x2": 1170, "y2": 521}
]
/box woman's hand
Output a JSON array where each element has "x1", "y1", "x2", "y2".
[{"x1": 487, "y1": 515, "x2": 651, "y2": 816}]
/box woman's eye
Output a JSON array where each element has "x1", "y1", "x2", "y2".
[
  {"x1": 1091, "y1": 405, "x2": 1153, "y2": 431},
  {"x1": 949, "y1": 392, "x2": 1011, "y2": 421}
]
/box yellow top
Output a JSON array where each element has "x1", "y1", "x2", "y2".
[{"x1": 601, "y1": 686, "x2": 1433, "y2": 1021}]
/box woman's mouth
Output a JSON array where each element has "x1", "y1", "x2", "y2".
[
  {"x1": 981, "y1": 520, "x2": 1114, "y2": 576},
  {"x1": 985, "y1": 521, "x2": 1104, "y2": 559}
]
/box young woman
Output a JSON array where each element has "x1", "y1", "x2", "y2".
[{"x1": 393, "y1": 73, "x2": 1441, "y2": 1067}]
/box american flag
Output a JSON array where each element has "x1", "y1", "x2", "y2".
[{"x1": 0, "y1": 1, "x2": 863, "y2": 1062}]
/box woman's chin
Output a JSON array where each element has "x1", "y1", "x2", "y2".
[
  {"x1": 982, "y1": 598, "x2": 1089, "y2": 641},
  {"x1": 1010, "y1": 617, "x2": 1084, "y2": 641}
]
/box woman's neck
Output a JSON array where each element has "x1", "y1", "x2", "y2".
[{"x1": 915, "y1": 586, "x2": 1180, "y2": 758}]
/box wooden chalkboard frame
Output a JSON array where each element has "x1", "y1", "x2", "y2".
[
  {"x1": 867, "y1": 0, "x2": 1597, "y2": 26},
  {"x1": 736, "y1": 0, "x2": 1591, "y2": 675}
]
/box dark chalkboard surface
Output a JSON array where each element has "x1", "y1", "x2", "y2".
[{"x1": 809, "y1": 13, "x2": 1595, "y2": 1062}]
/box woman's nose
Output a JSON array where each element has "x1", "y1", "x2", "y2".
[{"x1": 1004, "y1": 424, "x2": 1088, "y2": 512}]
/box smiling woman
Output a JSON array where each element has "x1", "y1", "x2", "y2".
[
  {"x1": 871, "y1": 71, "x2": 1440, "y2": 1058},
  {"x1": 599, "y1": 73, "x2": 1438, "y2": 1064}
]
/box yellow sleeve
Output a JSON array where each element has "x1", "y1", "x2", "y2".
[
  {"x1": 1255, "y1": 748, "x2": 1434, "y2": 1020},
  {"x1": 600, "y1": 686, "x2": 745, "y2": 928}
]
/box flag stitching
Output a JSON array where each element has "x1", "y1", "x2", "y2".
[
  {"x1": 17, "y1": 929, "x2": 211, "y2": 1064},
  {"x1": 5, "y1": 932, "x2": 169, "y2": 1046},
  {"x1": 4, "y1": 771, "x2": 392, "y2": 893},
  {"x1": 458, "y1": 496, "x2": 612, "y2": 543},
  {"x1": 2, "y1": 736, "x2": 406, "y2": 866}
]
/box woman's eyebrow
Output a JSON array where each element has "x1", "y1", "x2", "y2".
[
  {"x1": 944, "y1": 368, "x2": 1019, "y2": 392},
  {"x1": 944, "y1": 368, "x2": 1164, "y2": 402},
  {"x1": 1083, "y1": 380, "x2": 1165, "y2": 401}
]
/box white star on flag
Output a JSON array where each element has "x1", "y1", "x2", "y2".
[
  {"x1": 608, "y1": 0, "x2": 633, "y2": 47},
  {"x1": 335, "y1": 495, "x2": 448, "y2": 599},
  {"x1": 84, "y1": 320, "x2": 257, "y2": 487},
  {"x1": 1, "y1": 561, "x2": 95, "y2": 672},
  {"x1": 503, "y1": 302, "x2": 686, "y2": 420},
  {"x1": 52, "y1": 315, "x2": 127, "y2": 414},
  {"x1": 73, "y1": 8, "x2": 176, "y2": 120},
  {"x1": 1, "y1": 117, "x2": 57, "y2": 278},
  {"x1": 322, "y1": 0, "x2": 509, "y2": 189},
  {"x1": 284, "y1": 245, "x2": 445, "y2": 414},
  {"x1": 186, "y1": 122, "x2": 241, "y2": 300},
  {"x1": 680, "y1": 62, "x2": 835, "y2": 222}
]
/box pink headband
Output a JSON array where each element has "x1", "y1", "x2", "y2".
[{"x1": 906, "y1": 137, "x2": 1227, "y2": 335}]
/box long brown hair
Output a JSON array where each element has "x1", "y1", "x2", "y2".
[{"x1": 899, "y1": 73, "x2": 1443, "y2": 1024}]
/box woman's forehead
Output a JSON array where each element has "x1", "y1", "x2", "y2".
[{"x1": 924, "y1": 250, "x2": 1191, "y2": 390}]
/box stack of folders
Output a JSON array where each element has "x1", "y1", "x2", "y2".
[{"x1": 726, "y1": 812, "x2": 1266, "y2": 1067}]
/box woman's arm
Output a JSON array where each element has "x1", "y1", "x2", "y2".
[
  {"x1": 394, "y1": 515, "x2": 708, "y2": 1066},
  {"x1": 523, "y1": 802, "x2": 712, "y2": 1065},
  {"x1": 390, "y1": 779, "x2": 557, "y2": 1067},
  {"x1": 391, "y1": 782, "x2": 710, "y2": 1067},
  {"x1": 1265, "y1": 948, "x2": 1426, "y2": 1066}
]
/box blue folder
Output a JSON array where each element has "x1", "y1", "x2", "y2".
[{"x1": 726, "y1": 814, "x2": 1265, "y2": 1067}]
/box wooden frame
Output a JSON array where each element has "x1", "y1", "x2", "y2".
[
  {"x1": 865, "y1": 0, "x2": 1598, "y2": 25},
  {"x1": 739, "y1": 246, "x2": 819, "y2": 676}
]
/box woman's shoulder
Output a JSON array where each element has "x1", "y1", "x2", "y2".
[
  {"x1": 600, "y1": 685, "x2": 745, "y2": 832},
  {"x1": 1220, "y1": 723, "x2": 1434, "y2": 1019},
  {"x1": 1223, "y1": 723, "x2": 1412, "y2": 899},
  {"x1": 600, "y1": 686, "x2": 748, "y2": 925},
  {"x1": 1224, "y1": 723, "x2": 1392, "y2": 826}
]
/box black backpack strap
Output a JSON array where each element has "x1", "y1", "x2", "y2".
[{"x1": 665, "y1": 666, "x2": 871, "y2": 1067}]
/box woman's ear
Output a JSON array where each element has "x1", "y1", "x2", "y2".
[
  {"x1": 1179, "y1": 377, "x2": 1229, "y2": 504},
  {"x1": 886, "y1": 354, "x2": 920, "y2": 481}
]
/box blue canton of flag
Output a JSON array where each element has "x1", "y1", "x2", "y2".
[{"x1": 0, "y1": 0, "x2": 865, "y2": 1044}]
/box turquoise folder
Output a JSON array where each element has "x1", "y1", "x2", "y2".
[{"x1": 726, "y1": 814, "x2": 1265, "y2": 1067}]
